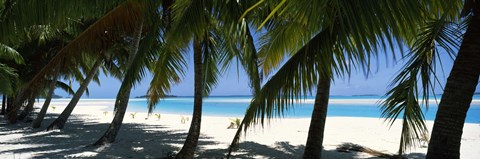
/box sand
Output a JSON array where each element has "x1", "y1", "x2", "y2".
[{"x1": 0, "y1": 100, "x2": 479, "y2": 158}]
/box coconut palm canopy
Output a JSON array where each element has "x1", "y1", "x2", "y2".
[{"x1": 0, "y1": 0, "x2": 478, "y2": 159}]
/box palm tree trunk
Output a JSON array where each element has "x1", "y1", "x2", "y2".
[
  {"x1": 46, "y1": 59, "x2": 102, "y2": 130},
  {"x1": 17, "y1": 97, "x2": 35, "y2": 121},
  {"x1": 7, "y1": 93, "x2": 24, "y2": 123},
  {"x1": 93, "y1": 87, "x2": 132, "y2": 145},
  {"x1": 5, "y1": 96, "x2": 13, "y2": 119},
  {"x1": 426, "y1": 10, "x2": 480, "y2": 159},
  {"x1": 93, "y1": 20, "x2": 143, "y2": 146},
  {"x1": 32, "y1": 73, "x2": 59, "y2": 128},
  {"x1": 303, "y1": 75, "x2": 331, "y2": 159},
  {"x1": 176, "y1": 38, "x2": 203, "y2": 159},
  {"x1": 1, "y1": 95, "x2": 5, "y2": 115}
]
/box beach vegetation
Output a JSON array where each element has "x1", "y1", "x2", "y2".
[
  {"x1": 227, "y1": 118, "x2": 241, "y2": 129},
  {"x1": 154, "y1": 113, "x2": 161, "y2": 120},
  {"x1": 130, "y1": 112, "x2": 137, "y2": 119},
  {"x1": 180, "y1": 116, "x2": 189, "y2": 124}
]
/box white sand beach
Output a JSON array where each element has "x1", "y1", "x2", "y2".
[{"x1": 1, "y1": 101, "x2": 479, "y2": 159}]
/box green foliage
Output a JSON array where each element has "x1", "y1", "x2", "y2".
[
  {"x1": 229, "y1": 0, "x2": 463, "y2": 156},
  {"x1": 154, "y1": 113, "x2": 161, "y2": 120},
  {"x1": 0, "y1": 63, "x2": 18, "y2": 94},
  {"x1": 50, "y1": 105, "x2": 56, "y2": 112},
  {"x1": 130, "y1": 112, "x2": 137, "y2": 119},
  {"x1": 229, "y1": 118, "x2": 241, "y2": 128},
  {"x1": 380, "y1": 16, "x2": 462, "y2": 154},
  {"x1": 0, "y1": 43, "x2": 23, "y2": 64}
]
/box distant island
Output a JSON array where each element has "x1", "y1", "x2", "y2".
[
  {"x1": 135, "y1": 95, "x2": 177, "y2": 98},
  {"x1": 52, "y1": 94, "x2": 63, "y2": 98},
  {"x1": 475, "y1": 92, "x2": 480, "y2": 95},
  {"x1": 351, "y1": 94, "x2": 378, "y2": 97}
]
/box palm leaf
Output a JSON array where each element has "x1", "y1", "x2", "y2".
[
  {"x1": 22, "y1": 1, "x2": 146, "y2": 99},
  {"x1": 0, "y1": 63, "x2": 18, "y2": 94},
  {"x1": 0, "y1": 43, "x2": 23, "y2": 64},
  {"x1": 55, "y1": 81, "x2": 75, "y2": 96},
  {"x1": 380, "y1": 16, "x2": 462, "y2": 154}
]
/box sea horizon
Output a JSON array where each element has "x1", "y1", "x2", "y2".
[{"x1": 30, "y1": 95, "x2": 480, "y2": 123}]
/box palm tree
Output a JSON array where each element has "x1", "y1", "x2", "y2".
[
  {"x1": 46, "y1": 58, "x2": 102, "y2": 130},
  {"x1": 93, "y1": 18, "x2": 144, "y2": 145},
  {"x1": 377, "y1": 1, "x2": 480, "y2": 158},
  {"x1": 380, "y1": 15, "x2": 462, "y2": 156},
  {"x1": 3, "y1": 0, "x2": 144, "y2": 129},
  {"x1": 0, "y1": 0, "x2": 132, "y2": 124},
  {"x1": 426, "y1": 2, "x2": 480, "y2": 158},
  {"x1": 166, "y1": 1, "x2": 264, "y2": 158},
  {"x1": 1, "y1": 24, "x2": 87, "y2": 123},
  {"x1": 93, "y1": 0, "x2": 189, "y2": 145},
  {"x1": 32, "y1": 67, "x2": 60, "y2": 128},
  {"x1": 227, "y1": 1, "x2": 452, "y2": 158}
]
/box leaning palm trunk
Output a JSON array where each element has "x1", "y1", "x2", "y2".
[
  {"x1": 17, "y1": 97, "x2": 35, "y2": 121},
  {"x1": 303, "y1": 75, "x2": 331, "y2": 159},
  {"x1": 93, "y1": 20, "x2": 143, "y2": 145},
  {"x1": 93, "y1": 86, "x2": 132, "y2": 145},
  {"x1": 46, "y1": 59, "x2": 102, "y2": 130},
  {"x1": 175, "y1": 38, "x2": 203, "y2": 159},
  {"x1": 426, "y1": 11, "x2": 480, "y2": 159},
  {"x1": 32, "y1": 72, "x2": 59, "y2": 128},
  {"x1": 1, "y1": 95, "x2": 5, "y2": 115}
]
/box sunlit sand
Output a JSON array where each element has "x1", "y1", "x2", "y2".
[{"x1": 1, "y1": 101, "x2": 479, "y2": 158}]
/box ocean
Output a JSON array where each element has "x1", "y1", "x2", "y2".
[{"x1": 121, "y1": 95, "x2": 480, "y2": 123}]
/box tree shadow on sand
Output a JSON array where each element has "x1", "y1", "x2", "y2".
[
  {"x1": 0, "y1": 114, "x2": 427, "y2": 159},
  {"x1": 0, "y1": 114, "x2": 216, "y2": 158},
  {"x1": 199, "y1": 141, "x2": 427, "y2": 159}
]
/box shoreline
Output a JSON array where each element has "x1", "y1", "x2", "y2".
[{"x1": 20, "y1": 99, "x2": 480, "y2": 124}]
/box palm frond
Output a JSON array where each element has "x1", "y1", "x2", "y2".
[
  {"x1": 241, "y1": 27, "x2": 338, "y2": 134},
  {"x1": 55, "y1": 81, "x2": 75, "y2": 95},
  {"x1": 0, "y1": 43, "x2": 23, "y2": 64},
  {"x1": 0, "y1": 0, "x2": 127, "y2": 42},
  {"x1": 168, "y1": 0, "x2": 210, "y2": 47},
  {"x1": 380, "y1": 16, "x2": 462, "y2": 154},
  {"x1": 22, "y1": 1, "x2": 145, "y2": 98},
  {"x1": 147, "y1": 44, "x2": 186, "y2": 113},
  {"x1": 0, "y1": 63, "x2": 18, "y2": 94}
]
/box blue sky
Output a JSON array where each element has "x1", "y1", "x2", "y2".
[{"x1": 54, "y1": 48, "x2": 479, "y2": 98}]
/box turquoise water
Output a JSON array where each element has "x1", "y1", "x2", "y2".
[{"x1": 126, "y1": 95, "x2": 480, "y2": 123}]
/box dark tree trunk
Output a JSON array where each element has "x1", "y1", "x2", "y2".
[
  {"x1": 5, "y1": 96, "x2": 13, "y2": 119},
  {"x1": 303, "y1": 75, "x2": 331, "y2": 159},
  {"x1": 32, "y1": 73, "x2": 59, "y2": 128},
  {"x1": 93, "y1": 20, "x2": 143, "y2": 146},
  {"x1": 1, "y1": 95, "x2": 6, "y2": 115},
  {"x1": 7, "y1": 95, "x2": 22, "y2": 123},
  {"x1": 93, "y1": 88, "x2": 131, "y2": 145},
  {"x1": 46, "y1": 59, "x2": 102, "y2": 130},
  {"x1": 175, "y1": 38, "x2": 203, "y2": 159},
  {"x1": 17, "y1": 97, "x2": 35, "y2": 121},
  {"x1": 426, "y1": 9, "x2": 480, "y2": 159}
]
